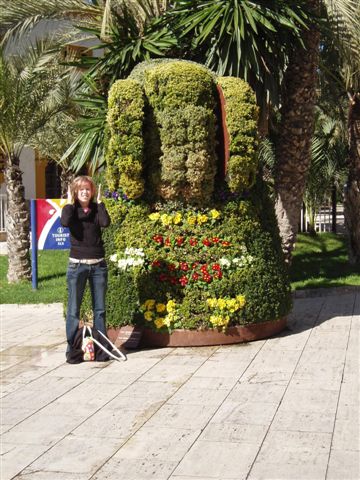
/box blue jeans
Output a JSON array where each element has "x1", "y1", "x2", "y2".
[{"x1": 66, "y1": 260, "x2": 108, "y2": 351}]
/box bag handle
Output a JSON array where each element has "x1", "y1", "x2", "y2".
[{"x1": 91, "y1": 330, "x2": 127, "y2": 362}]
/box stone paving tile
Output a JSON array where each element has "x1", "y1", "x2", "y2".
[
  {"x1": 145, "y1": 403, "x2": 219, "y2": 430},
  {"x1": 201, "y1": 422, "x2": 267, "y2": 445},
  {"x1": 15, "y1": 472, "x2": 90, "y2": 480},
  {"x1": 210, "y1": 399, "x2": 278, "y2": 427},
  {"x1": 110, "y1": 426, "x2": 200, "y2": 462},
  {"x1": 1, "y1": 442, "x2": 47, "y2": 480},
  {"x1": 172, "y1": 440, "x2": 259, "y2": 479},
  {"x1": 183, "y1": 375, "x2": 237, "y2": 391},
  {"x1": 247, "y1": 430, "x2": 332, "y2": 480},
  {"x1": 192, "y1": 360, "x2": 250, "y2": 379},
  {"x1": 23, "y1": 435, "x2": 123, "y2": 476},
  {"x1": 92, "y1": 457, "x2": 178, "y2": 480},
  {"x1": 227, "y1": 381, "x2": 286, "y2": 404},
  {"x1": 326, "y1": 449, "x2": 360, "y2": 480},
  {"x1": 166, "y1": 385, "x2": 229, "y2": 406}
]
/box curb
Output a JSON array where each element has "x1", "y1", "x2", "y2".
[{"x1": 292, "y1": 285, "x2": 360, "y2": 298}]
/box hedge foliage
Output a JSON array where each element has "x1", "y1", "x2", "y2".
[
  {"x1": 90, "y1": 195, "x2": 292, "y2": 330},
  {"x1": 217, "y1": 77, "x2": 259, "y2": 193},
  {"x1": 106, "y1": 79, "x2": 145, "y2": 199},
  {"x1": 143, "y1": 61, "x2": 218, "y2": 204}
]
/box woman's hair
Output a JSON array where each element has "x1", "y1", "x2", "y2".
[{"x1": 71, "y1": 176, "x2": 96, "y2": 202}]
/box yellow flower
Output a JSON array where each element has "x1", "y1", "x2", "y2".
[
  {"x1": 163, "y1": 315, "x2": 172, "y2": 327},
  {"x1": 144, "y1": 311, "x2": 154, "y2": 321},
  {"x1": 217, "y1": 298, "x2": 227, "y2": 310},
  {"x1": 197, "y1": 214, "x2": 208, "y2": 225},
  {"x1": 210, "y1": 209, "x2": 220, "y2": 220},
  {"x1": 236, "y1": 295, "x2": 246, "y2": 308},
  {"x1": 149, "y1": 212, "x2": 160, "y2": 221},
  {"x1": 166, "y1": 299, "x2": 176, "y2": 312},
  {"x1": 173, "y1": 212, "x2": 182, "y2": 225},
  {"x1": 206, "y1": 298, "x2": 217, "y2": 309},
  {"x1": 154, "y1": 317, "x2": 165, "y2": 329},
  {"x1": 187, "y1": 215, "x2": 197, "y2": 226},
  {"x1": 144, "y1": 299, "x2": 156, "y2": 310},
  {"x1": 156, "y1": 303, "x2": 166, "y2": 313},
  {"x1": 160, "y1": 213, "x2": 172, "y2": 226},
  {"x1": 226, "y1": 298, "x2": 238, "y2": 312}
]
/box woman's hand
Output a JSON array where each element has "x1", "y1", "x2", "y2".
[{"x1": 97, "y1": 184, "x2": 102, "y2": 204}]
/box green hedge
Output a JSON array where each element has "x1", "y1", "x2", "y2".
[
  {"x1": 98, "y1": 198, "x2": 291, "y2": 330},
  {"x1": 217, "y1": 77, "x2": 259, "y2": 193},
  {"x1": 143, "y1": 61, "x2": 218, "y2": 203},
  {"x1": 106, "y1": 79, "x2": 145, "y2": 199}
]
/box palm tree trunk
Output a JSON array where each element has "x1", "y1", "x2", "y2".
[
  {"x1": 344, "y1": 93, "x2": 360, "y2": 265},
  {"x1": 5, "y1": 155, "x2": 31, "y2": 282},
  {"x1": 60, "y1": 167, "x2": 75, "y2": 198},
  {"x1": 274, "y1": 0, "x2": 320, "y2": 263}
]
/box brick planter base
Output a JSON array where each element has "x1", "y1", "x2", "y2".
[{"x1": 140, "y1": 317, "x2": 287, "y2": 348}]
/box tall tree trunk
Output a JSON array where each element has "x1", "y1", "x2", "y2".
[
  {"x1": 331, "y1": 184, "x2": 337, "y2": 233},
  {"x1": 5, "y1": 155, "x2": 31, "y2": 282},
  {"x1": 274, "y1": 0, "x2": 320, "y2": 263},
  {"x1": 344, "y1": 93, "x2": 360, "y2": 265},
  {"x1": 60, "y1": 167, "x2": 75, "y2": 198}
]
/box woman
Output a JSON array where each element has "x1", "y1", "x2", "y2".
[{"x1": 61, "y1": 176, "x2": 111, "y2": 360}]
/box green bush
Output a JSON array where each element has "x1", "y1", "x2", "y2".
[
  {"x1": 100, "y1": 198, "x2": 291, "y2": 330},
  {"x1": 106, "y1": 79, "x2": 145, "y2": 198},
  {"x1": 217, "y1": 77, "x2": 259, "y2": 193}
]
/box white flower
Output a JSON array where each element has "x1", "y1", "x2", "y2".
[
  {"x1": 219, "y1": 258, "x2": 231, "y2": 268},
  {"x1": 109, "y1": 253, "x2": 118, "y2": 263},
  {"x1": 117, "y1": 259, "x2": 128, "y2": 270}
]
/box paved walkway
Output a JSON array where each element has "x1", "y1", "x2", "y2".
[{"x1": 1, "y1": 292, "x2": 359, "y2": 480}]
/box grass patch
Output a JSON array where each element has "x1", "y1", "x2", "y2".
[
  {"x1": 1, "y1": 233, "x2": 359, "y2": 304},
  {"x1": 290, "y1": 233, "x2": 360, "y2": 290},
  {"x1": 0, "y1": 250, "x2": 68, "y2": 304}
]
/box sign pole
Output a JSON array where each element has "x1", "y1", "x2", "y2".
[{"x1": 30, "y1": 199, "x2": 38, "y2": 289}]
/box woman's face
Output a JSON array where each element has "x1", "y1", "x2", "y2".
[{"x1": 76, "y1": 181, "x2": 93, "y2": 206}]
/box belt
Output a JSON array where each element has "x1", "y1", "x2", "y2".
[{"x1": 69, "y1": 257, "x2": 105, "y2": 265}]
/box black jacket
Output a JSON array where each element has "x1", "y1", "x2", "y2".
[{"x1": 61, "y1": 201, "x2": 110, "y2": 259}]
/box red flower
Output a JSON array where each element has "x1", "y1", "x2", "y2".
[
  {"x1": 192, "y1": 262, "x2": 200, "y2": 269},
  {"x1": 222, "y1": 241, "x2": 231, "y2": 247},
  {"x1": 189, "y1": 238, "x2": 198, "y2": 246},
  {"x1": 202, "y1": 274, "x2": 212, "y2": 283},
  {"x1": 170, "y1": 277, "x2": 178, "y2": 285},
  {"x1": 176, "y1": 237, "x2": 185, "y2": 246},
  {"x1": 165, "y1": 237, "x2": 171, "y2": 247},
  {"x1": 159, "y1": 273, "x2": 168, "y2": 282},
  {"x1": 212, "y1": 237, "x2": 220, "y2": 243},
  {"x1": 153, "y1": 234, "x2": 163, "y2": 244},
  {"x1": 179, "y1": 262, "x2": 189, "y2": 271},
  {"x1": 214, "y1": 271, "x2": 223, "y2": 279},
  {"x1": 192, "y1": 273, "x2": 200, "y2": 281},
  {"x1": 200, "y1": 265, "x2": 208, "y2": 273},
  {"x1": 212, "y1": 263, "x2": 221, "y2": 271},
  {"x1": 179, "y1": 276, "x2": 188, "y2": 286},
  {"x1": 202, "y1": 238, "x2": 212, "y2": 247},
  {"x1": 152, "y1": 260, "x2": 161, "y2": 268},
  {"x1": 167, "y1": 263, "x2": 176, "y2": 271}
]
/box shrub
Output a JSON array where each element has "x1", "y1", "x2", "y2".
[
  {"x1": 106, "y1": 79, "x2": 145, "y2": 198},
  {"x1": 217, "y1": 77, "x2": 259, "y2": 193}
]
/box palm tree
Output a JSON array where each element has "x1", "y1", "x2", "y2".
[
  {"x1": 0, "y1": 42, "x2": 71, "y2": 282},
  {"x1": 0, "y1": 1, "x2": 175, "y2": 173},
  {"x1": 274, "y1": 0, "x2": 359, "y2": 263}
]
